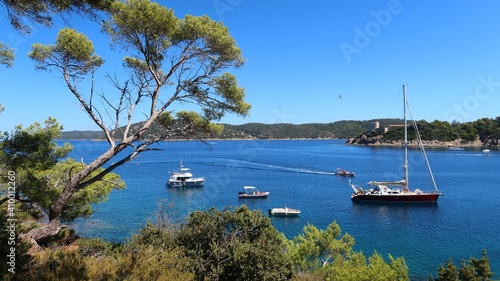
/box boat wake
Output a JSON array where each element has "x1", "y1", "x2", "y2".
[
  {"x1": 446, "y1": 153, "x2": 483, "y2": 157},
  {"x1": 200, "y1": 159, "x2": 337, "y2": 176}
]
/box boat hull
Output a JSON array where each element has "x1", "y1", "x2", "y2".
[
  {"x1": 238, "y1": 193, "x2": 269, "y2": 198},
  {"x1": 482, "y1": 149, "x2": 492, "y2": 156},
  {"x1": 269, "y1": 212, "x2": 300, "y2": 217},
  {"x1": 335, "y1": 168, "x2": 355, "y2": 177},
  {"x1": 268, "y1": 208, "x2": 301, "y2": 217},
  {"x1": 335, "y1": 172, "x2": 355, "y2": 177},
  {"x1": 351, "y1": 193, "x2": 441, "y2": 203},
  {"x1": 167, "y1": 179, "x2": 205, "y2": 187}
]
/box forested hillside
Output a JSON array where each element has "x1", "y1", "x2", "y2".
[
  {"x1": 60, "y1": 119, "x2": 402, "y2": 140},
  {"x1": 347, "y1": 117, "x2": 500, "y2": 147},
  {"x1": 60, "y1": 117, "x2": 500, "y2": 146}
]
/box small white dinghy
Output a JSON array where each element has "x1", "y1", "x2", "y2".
[{"x1": 268, "y1": 207, "x2": 301, "y2": 217}]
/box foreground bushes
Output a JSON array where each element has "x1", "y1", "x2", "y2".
[
  {"x1": 2, "y1": 205, "x2": 495, "y2": 280},
  {"x1": 176, "y1": 206, "x2": 294, "y2": 281},
  {"x1": 7, "y1": 226, "x2": 191, "y2": 281},
  {"x1": 288, "y1": 223, "x2": 409, "y2": 281},
  {"x1": 430, "y1": 250, "x2": 494, "y2": 281}
]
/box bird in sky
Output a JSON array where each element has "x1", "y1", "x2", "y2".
[{"x1": 338, "y1": 94, "x2": 343, "y2": 99}]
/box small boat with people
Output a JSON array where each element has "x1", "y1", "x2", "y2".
[
  {"x1": 238, "y1": 186, "x2": 270, "y2": 198},
  {"x1": 268, "y1": 207, "x2": 301, "y2": 217},
  {"x1": 335, "y1": 168, "x2": 355, "y2": 177},
  {"x1": 167, "y1": 161, "x2": 205, "y2": 187}
]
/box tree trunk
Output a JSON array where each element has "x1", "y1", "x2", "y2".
[
  {"x1": 19, "y1": 115, "x2": 157, "y2": 248},
  {"x1": 19, "y1": 219, "x2": 61, "y2": 252},
  {"x1": 20, "y1": 146, "x2": 120, "y2": 248}
]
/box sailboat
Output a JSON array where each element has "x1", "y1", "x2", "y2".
[{"x1": 349, "y1": 85, "x2": 443, "y2": 203}]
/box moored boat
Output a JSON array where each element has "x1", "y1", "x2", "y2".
[
  {"x1": 349, "y1": 181, "x2": 441, "y2": 202},
  {"x1": 238, "y1": 186, "x2": 270, "y2": 198},
  {"x1": 349, "y1": 85, "x2": 443, "y2": 203},
  {"x1": 268, "y1": 207, "x2": 301, "y2": 217},
  {"x1": 167, "y1": 161, "x2": 205, "y2": 187}
]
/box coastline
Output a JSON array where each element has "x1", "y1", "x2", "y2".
[
  {"x1": 345, "y1": 132, "x2": 498, "y2": 148},
  {"x1": 345, "y1": 138, "x2": 496, "y2": 148},
  {"x1": 55, "y1": 137, "x2": 497, "y2": 148},
  {"x1": 56, "y1": 137, "x2": 343, "y2": 142}
]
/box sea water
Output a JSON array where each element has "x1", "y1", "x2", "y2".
[{"x1": 60, "y1": 139, "x2": 499, "y2": 279}]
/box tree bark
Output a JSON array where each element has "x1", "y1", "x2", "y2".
[
  {"x1": 19, "y1": 145, "x2": 123, "y2": 248},
  {"x1": 19, "y1": 219, "x2": 61, "y2": 252},
  {"x1": 21, "y1": 114, "x2": 158, "y2": 246}
]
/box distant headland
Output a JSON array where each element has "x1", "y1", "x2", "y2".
[{"x1": 345, "y1": 118, "x2": 499, "y2": 147}]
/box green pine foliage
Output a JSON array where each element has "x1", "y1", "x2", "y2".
[
  {"x1": 0, "y1": 207, "x2": 34, "y2": 279},
  {"x1": 288, "y1": 222, "x2": 409, "y2": 281},
  {"x1": 175, "y1": 205, "x2": 294, "y2": 281},
  {"x1": 58, "y1": 117, "x2": 500, "y2": 143},
  {"x1": 436, "y1": 259, "x2": 460, "y2": 281},
  {"x1": 431, "y1": 250, "x2": 495, "y2": 281},
  {"x1": 0, "y1": 118, "x2": 124, "y2": 222},
  {"x1": 354, "y1": 117, "x2": 500, "y2": 145},
  {"x1": 2, "y1": 203, "x2": 498, "y2": 281}
]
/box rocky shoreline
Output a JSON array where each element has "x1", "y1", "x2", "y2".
[{"x1": 346, "y1": 134, "x2": 498, "y2": 148}]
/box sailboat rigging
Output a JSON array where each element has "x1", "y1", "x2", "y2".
[{"x1": 349, "y1": 85, "x2": 443, "y2": 203}]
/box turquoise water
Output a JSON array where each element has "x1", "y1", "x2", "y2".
[{"x1": 61, "y1": 139, "x2": 500, "y2": 278}]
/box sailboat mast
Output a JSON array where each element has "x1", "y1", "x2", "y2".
[{"x1": 403, "y1": 84, "x2": 409, "y2": 192}]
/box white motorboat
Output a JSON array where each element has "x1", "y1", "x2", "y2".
[
  {"x1": 268, "y1": 207, "x2": 300, "y2": 217},
  {"x1": 167, "y1": 161, "x2": 205, "y2": 187},
  {"x1": 482, "y1": 149, "x2": 492, "y2": 156}
]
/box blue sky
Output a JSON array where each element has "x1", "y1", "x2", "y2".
[{"x1": 2, "y1": 0, "x2": 500, "y2": 131}]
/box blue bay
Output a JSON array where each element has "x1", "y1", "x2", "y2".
[{"x1": 60, "y1": 139, "x2": 500, "y2": 278}]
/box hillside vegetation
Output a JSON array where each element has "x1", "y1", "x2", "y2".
[
  {"x1": 60, "y1": 117, "x2": 500, "y2": 147},
  {"x1": 348, "y1": 117, "x2": 500, "y2": 147},
  {"x1": 60, "y1": 119, "x2": 403, "y2": 140}
]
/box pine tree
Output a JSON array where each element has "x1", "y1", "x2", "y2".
[
  {"x1": 469, "y1": 250, "x2": 494, "y2": 281},
  {"x1": 437, "y1": 259, "x2": 459, "y2": 281},
  {"x1": 458, "y1": 259, "x2": 477, "y2": 281}
]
